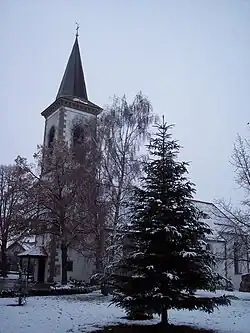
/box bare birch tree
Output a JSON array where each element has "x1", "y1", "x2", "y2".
[{"x1": 97, "y1": 92, "x2": 156, "y2": 270}]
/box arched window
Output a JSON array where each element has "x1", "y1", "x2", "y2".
[
  {"x1": 73, "y1": 125, "x2": 84, "y2": 147},
  {"x1": 48, "y1": 126, "x2": 55, "y2": 148},
  {"x1": 72, "y1": 125, "x2": 85, "y2": 162}
]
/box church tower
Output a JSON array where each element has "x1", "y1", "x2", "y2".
[
  {"x1": 37, "y1": 30, "x2": 102, "y2": 284},
  {"x1": 41, "y1": 31, "x2": 102, "y2": 148}
]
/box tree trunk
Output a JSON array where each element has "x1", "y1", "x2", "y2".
[
  {"x1": 48, "y1": 235, "x2": 57, "y2": 283},
  {"x1": 224, "y1": 241, "x2": 228, "y2": 279},
  {"x1": 95, "y1": 223, "x2": 105, "y2": 273},
  {"x1": 61, "y1": 243, "x2": 68, "y2": 285},
  {"x1": 0, "y1": 240, "x2": 8, "y2": 277},
  {"x1": 161, "y1": 306, "x2": 168, "y2": 325},
  {"x1": 110, "y1": 159, "x2": 125, "y2": 260},
  {"x1": 95, "y1": 243, "x2": 103, "y2": 274}
]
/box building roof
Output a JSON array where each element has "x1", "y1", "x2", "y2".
[
  {"x1": 18, "y1": 246, "x2": 48, "y2": 257},
  {"x1": 192, "y1": 199, "x2": 233, "y2": 241},
  {"x1": 56, "y1": 36, "x2": 88, "y2": 101},
  {"x1": 7, "y1": 236, "x2": 36, "y2": 251}
]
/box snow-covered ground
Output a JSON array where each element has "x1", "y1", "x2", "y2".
[{"x1": 0, "y1": 290, "x2": 249, "y2": 333}]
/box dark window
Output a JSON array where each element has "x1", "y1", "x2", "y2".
[
  {"x1": 234, "y1": 242, "x2": 241, "y2": 275},
  {"x1": 73, "y1": 125, "x2": 84, "y2": 146},
  {"x1": 72, "y1": 125, "x2": 85, "y2": 162},
  {"x1": 55, "y1": 265, "x2": 60, "y2": 276},
  {"x1": 66, "y1": 260, "x2": 73, "y2": 272},
  {"x1": 48, "y1": 126, "x2": 55, "y2": 148}
]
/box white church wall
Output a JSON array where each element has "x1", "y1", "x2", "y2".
[
  {"x1": 64, "y1": 107, "x2": 96, "y2": 144},
  {"x1": 67, "y1": 247, "x2": 95, "y2": 282},
  {"x1": 207, "y1": 239, "x2": 227, "y2": 278},
  {"x1": 43, "y1": 110, "x2": 60, "y2": 145},
  {"x1": 52, "y1": 246, "x2": 95, "y2": 283},
  {"x1": 194, "y1": 200, "x2": 249, "y2": 290},
  {"x1": 205, "y1": 237, "x2": 245, "y2": 290}
]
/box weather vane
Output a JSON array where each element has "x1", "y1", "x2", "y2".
[{"x1": 75, "y1": 22, "x2": 79, "y2": 37}]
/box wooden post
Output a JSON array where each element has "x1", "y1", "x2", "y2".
[
  {"x1": 19, "y1": 257, "x2": 23, "y2": 270},
  {"x1": 27, "y1": 256, "x2": 30, "y2": 283},
  {"x1": 224, "y1": 241, "x2": 228, "y2": 279}
]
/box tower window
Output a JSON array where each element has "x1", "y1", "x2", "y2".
[
  {"x1": 73, "y1": 125, "x2": 84, "y2": 147},
  {"x1": 72, "y1": 125, "x2": 85, "y2": 163},
  {"x1": 48, "y1": 126, "x2": 55, "y2": 148}
]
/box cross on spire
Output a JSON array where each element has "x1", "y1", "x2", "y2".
[{"x1": 75, "y1": 22, "x2": 79, "y2": 38}]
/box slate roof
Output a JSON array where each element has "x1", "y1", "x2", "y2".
[
  {"x1": 7, "y1": 236, "x2": 36, "y2": 251},
  {"x1": 56, "y1": 36, "x2": 88, "y2": 101}
]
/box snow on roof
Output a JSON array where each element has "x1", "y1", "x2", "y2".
[
  {"x1": 22, "y1": 243, "x2": 35, "y2": 251},
  {"x1": 18, "y1": 246, "x2": 48, "y2": 257},
  {"x1": 7, "y1": 236, "x2": 36, "y2": 249},
  {"x1": 22, "y1": 235, "x2": 36, "y2": 243}
]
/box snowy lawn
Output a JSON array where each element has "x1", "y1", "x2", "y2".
[{"x1": 0, "y1": 290, "x2": 249, "y2": 333}]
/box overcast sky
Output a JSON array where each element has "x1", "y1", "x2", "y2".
[{"x1": 0, "y1": 1, "x2": 250, "y2": 204}]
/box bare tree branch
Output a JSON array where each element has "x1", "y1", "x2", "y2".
[
  {"x1": 0, "y1": 163, "x2": 34, "y2": 276},
  {"x1": 215, "y1": 133, "x2": 250, "y2": 277}
]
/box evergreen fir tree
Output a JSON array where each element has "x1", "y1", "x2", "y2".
[{"x1": 110, "y1": 118, "x2": 230, "y2": 324}]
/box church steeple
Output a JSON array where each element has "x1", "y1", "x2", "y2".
[
  {"x1": 56, "y1": 34, "x2": 88, "y2": 101},
  {"x1": 41, "y1": 29, "x2": 102, "y2": 140}
]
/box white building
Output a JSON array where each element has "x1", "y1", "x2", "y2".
[{"x1": 192, "y1": 200, "x2": 249, "y2": 290}]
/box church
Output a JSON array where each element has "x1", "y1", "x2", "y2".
[
  {"x1": 16, "y1": 32, "x2": 249, "y2": 290},
  {"x1": 18, "y1": 31, "x2": 103, "y2": 285}
]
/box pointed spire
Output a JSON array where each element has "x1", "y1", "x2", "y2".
[{"x1": 56, "y1": 28, "x2": 88, "y2": 101}]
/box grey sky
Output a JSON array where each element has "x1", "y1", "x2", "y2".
[{"x1": 0, "y1": 0, "x2": 250, "y2": 204}]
